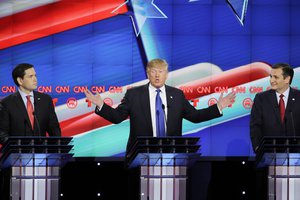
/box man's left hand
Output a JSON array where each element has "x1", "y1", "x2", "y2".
[{"x1": 217, "y1": 92, "x2": 236, "y2": 111}]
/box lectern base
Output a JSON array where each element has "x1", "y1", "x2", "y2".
[
  {"x1": 140, "y1": 166, "x2": 187, "y2": 200},
  {"x1": 10, "y1": 166, "x2": 60, "y2": 200},
  {"x1": 268, "y1": 166, "x2": 300, "y2": 200}
]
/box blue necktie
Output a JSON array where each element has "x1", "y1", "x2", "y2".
[{"x1": 156, "y1": 89, "x2": 165, "y2": 137}]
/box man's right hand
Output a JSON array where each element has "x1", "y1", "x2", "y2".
[{"x1": 84, "y1": 89, "x2": 104, "y2": 108}]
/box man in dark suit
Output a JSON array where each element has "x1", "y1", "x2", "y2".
[
  {"x1": 250, "y1": 63, "x2": 300, "y2": 200},
  {"x1": 250, "y1": 63, "x2": 300, "y2": 152},
  {"x1": 85, "y1": 59, "x2": 235, "y2": 200},
  {"x1": 0, "y1": 63, "x2": 61, "y2": 144},
  {"x1": 84, "y1": 59, "x2": 236, "y2": 155}
]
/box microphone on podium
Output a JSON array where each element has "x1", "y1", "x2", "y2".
[
  {"x1": 32, "y1": 112, "x2": 41, "y2": 137},
  {"x1": 162, "y1": 104, "x2": 167, "y2": 134},
  {"x1": 290, "y1": 111, "x2": 296, "y2": 140}
]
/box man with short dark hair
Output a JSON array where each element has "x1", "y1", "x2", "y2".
[
  {"x1": 0, "y1": 63, "x2": 61, "y2": 144},
  {"x1": 250, "y1": 63, "x2": 300, "y2": 152},
  {"x1": 250, "y1": 63, "x2": 300, "y2": 200}
]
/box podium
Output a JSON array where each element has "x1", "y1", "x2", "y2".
[
  {"x1": 0, "y1": 137, "x2": 73, "y2": 200},
  {"x1": 126, "y1": 137, "x2": 200, "y2": 200},
  {"x1": 256, "y1": 136, "x2": 300, "y2": 200}
]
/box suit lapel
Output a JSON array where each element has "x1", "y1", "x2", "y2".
[
  {"x1": 13, "y1": 92, "x2": 33, "y2": 130},
  {"x1": 33, "y1": 91, "x2": 42, "y2": 133},
  {"x1": 268, "y1": 90, "x2": 281, "y2": 123},
  {"x1": 165, "y1": 86, "x2": 174, "y2": 136},
  {"x1": 140, "y1": 84, "x2": 153, "y2": 134},
  {"x1": 286, "y1": 87, "x2": 296, "y2": 113},
  {"x1": 33, "y1": 91, "x2": 41, "y2": 116}
]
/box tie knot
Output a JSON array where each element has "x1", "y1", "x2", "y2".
[
  {"x1": 26, "y1": 95, "x2": 31, "y2": 100},
  {"x1": 280, "y1": 94, "x2": 284, "y2": 99},
  {"x1": 156, "y1": 89, "x2": 161, "y2": 93}
]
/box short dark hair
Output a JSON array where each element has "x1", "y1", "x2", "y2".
[
  {"x1": 272, "y1": 63, "x2": 294, "y2": 84},
  {"x1": 12, "y1": 63, "x2": 34, "y2": 86}
]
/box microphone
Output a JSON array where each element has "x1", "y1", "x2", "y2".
[
  {"x1": 162, "y1": 104, "x2": 167, "y2": 133},
  {"x1": 24, "y1": 119, "x2": 28, "y2": 135},
  {"x1": 32, "y1": 112, "x2": 41, "y2": 138},
  {"x1": 290, "y1": 111, "x2": 296, "y2": 140}
]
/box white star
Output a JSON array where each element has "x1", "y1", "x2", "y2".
[
  {"x1": 226, "y1": 0, "x2": 249, "y2": 26},
  {"x1": 189, "y1": 0, "x2": 249, "y2": 26},
  {"x1": 112, "y1": 0, "x2": 167, "y2": 36}
]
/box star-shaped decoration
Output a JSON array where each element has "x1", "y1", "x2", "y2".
[
  {"x1": 112, "y1": 0, "x2": 167, "y2": 36},
  {"x1": 189, "y1": 0, "x2": 249, "y2": 26},
  {"x1": 226, "y1": 0, "x2": 248, "y2": 26}
]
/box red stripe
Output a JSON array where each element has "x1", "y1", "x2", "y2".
[
  {"x1": 0, "y1": 0, "x2": 127, "y2": 50},
  {"x1": 182, "y1": 63, "x2": 271, "y2": 100}
]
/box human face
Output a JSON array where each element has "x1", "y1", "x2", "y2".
[
  {"x1": 269, "y1": 68, "x2": 290, "y2": 94},
  {"x1": 147, "y1": 66, "x2": 168, "y2": 88},
  {"x1": 17, "y1": 68, "x2": 38, "y2": 94}
]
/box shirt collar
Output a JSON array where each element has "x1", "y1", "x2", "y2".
[
  {"x1": 148, "y1": 83, "x2": 166, "y2": 94},
  {"x1": 276, "y1": 87, "x2": 290, "y2": 99},
  {"x1": 18, "y1": 88, "x2": 34, "y2": 99}
]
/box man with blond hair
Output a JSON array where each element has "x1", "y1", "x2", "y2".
[{"x1": 85, "y1": 58, "x2": 236, "y2": 156}]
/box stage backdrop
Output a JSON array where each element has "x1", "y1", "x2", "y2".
[{"x1": 0, "y1": 0, "x2": 300, "y2": 157}]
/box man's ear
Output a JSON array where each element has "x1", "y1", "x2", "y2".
[
  {"x1": 285, "y1": 76, "x2": 291, "y2": 84},
  {"x1": 17, "y1": 77, "x2": 23, "y2": 86}
]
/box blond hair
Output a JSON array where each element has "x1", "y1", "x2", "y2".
[{"x1": 146, "y1": 59, "x2": 168, "y2": 73}]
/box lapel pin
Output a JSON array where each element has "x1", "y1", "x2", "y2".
[
  {"x1": 170, "y1": 96, "x2": 173, "y2": 99},
  {"x1": 292, "y1": 98, "x2": 295, "y2": 101}
]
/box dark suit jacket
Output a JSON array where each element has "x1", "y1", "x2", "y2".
[
  {"x1": 250, "y1": 88, "x2": 300, "y2": 152},
  {"x1": 0, "y1": 91, "x2": 61, "y2": 143},
  {"x1": 96, "y1": 83, "x2": 222, "y2": 156}
]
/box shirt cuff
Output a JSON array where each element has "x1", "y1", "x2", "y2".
[
  {"x1": 96, "y1": 104, "x2": 104, "y2": 112},
  {"x1": 217, "y1": 104, "x2": 223, "y2": 115}
]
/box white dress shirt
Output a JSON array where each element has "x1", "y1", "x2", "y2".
[
  {"x1": 276, "y1": 87, "x2": 290, "y2": 108},
  {"x1": 148, "y1": 84, "x2": 168, "y2": 137},
  {"x1": 19, "y1": 89, "x2": 35, "y2": 110}
]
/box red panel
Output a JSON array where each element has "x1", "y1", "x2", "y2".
[{"x1": 0, "y1": 0, "x2": 127, "y2": 49}]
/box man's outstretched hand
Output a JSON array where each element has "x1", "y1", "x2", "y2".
[
  {"x1": 84, "y1": 89, "x2": 104, "y2": 108},
  {"x1": 217, "y1": 92, "x2": 236, "y2": 111}
]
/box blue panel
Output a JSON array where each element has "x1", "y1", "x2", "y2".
[
  {"x1": 11, "y1": 37, "x2": 53, "y2": 64},
  {"x1": 209, "y1": 116, "x2": 253, "y2": 156},
  {"x1": 252, "y1": 5, "x2": 290, "y2": 35},
  {"x1": 212, "y1": 36, "x2": 251, "y2": 70},
  {"x1": 173, "y1": 5, "x2": 212, "y2": 35},
  {"x1": 252, "y1": 36, "x2": 290, "y2": 64},
  {"x1": 290, "y1": 36, "x2": 300, "y2": 67},
  {"x1": 213, "y1": 5, "x2": 251, "y2": 34},
  {"x1": 252, "y1": 0, "x2": 290, "y2": 5},
  {"x1": 92, "y1": 65, "x2": 133, "y2": 87},
  {"x1": 53, "y1": 33, "x2": 93, "y2": 64},
  {"x1": 172, "y1": 36, "x2": 212, "y2": 68},
  {"x1": 291, "y1": 6, "x2": 300, "y2": 35}
]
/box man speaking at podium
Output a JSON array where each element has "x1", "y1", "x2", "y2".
[
  {"x1": 84, "y1": 58, "x2": 236, "y2": 156},
  {"x1": 0, "y1": 63, "x2": 61, "y2": 144}
]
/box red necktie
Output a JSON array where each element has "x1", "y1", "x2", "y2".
[
  {"x1": 279, "y1": 94, "x2": 285, "y2": 123},
  {"x1": 26, "y1": 95, "x2": 34, "y2": 129}
]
